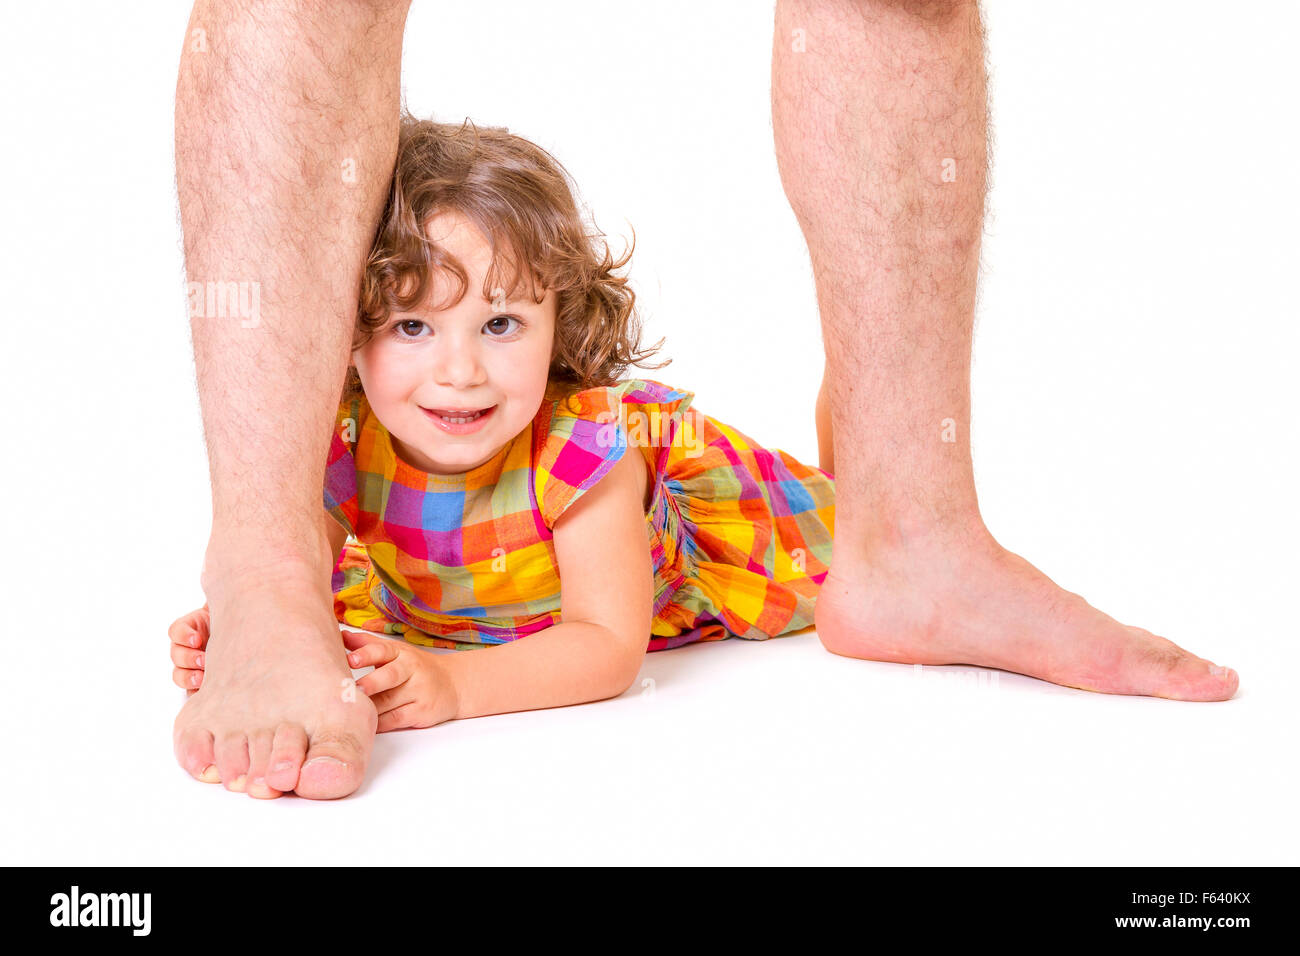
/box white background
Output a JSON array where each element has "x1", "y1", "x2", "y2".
[{"x1": 0, "y1": 0, "x2": 1296, "y2": 864}]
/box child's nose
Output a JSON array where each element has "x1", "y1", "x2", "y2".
[{"x1": 433, "y1": 343, "x2": 487, "y2": 389}]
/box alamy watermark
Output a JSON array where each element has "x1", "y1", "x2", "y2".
[
  {"x1": 910, "y1": 663, "x2": 1000, "y2": 693},
  {"x1": 187, "y1": 279, "x2": 261, "y2": 328},
  {"x1": 595, "y1": 404, "x2": 705, "y2": 458},
  {"x1": 49, "y1": 886, "x2": 151, "y2": 936}
]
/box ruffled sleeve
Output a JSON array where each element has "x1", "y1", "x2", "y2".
[
  {"x1": 323, "y1": 394, "x2": 365, "y2": 534},
  {"x1": 534, "y1": 378, "x2": 697, "y2": 529}
]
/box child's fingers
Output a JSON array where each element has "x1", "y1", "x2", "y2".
[
  {"x1": 369, "y1": 686, "x2": 419, "y2": 728},
  {"x1": 170, "y1": 643, "x2": 205, "y2": 670},
  {"x1": 345, "y1": 639, "x2": 401, "y2": 671},
  {"x1": 167, "y1": 615, "x2": 197, "y2": 647},
  {"x1": 341, "y1": 629, "x2": 394, "y2": 653},
  {"x1": 356, "y1": 658, "x2": 409, "y2": 697},
  {"x1": 168, "y1": 610, "x2": 209, "y2": 649},
  {"x1": 368, "y1": 686, "x2": 407, "y2": 716},
  {"x1": 376, "y1": 703, "x2": 422, "y2": 733},
  {"x1": 173, "y1": 666, "x2": 203, "y2": 691}
]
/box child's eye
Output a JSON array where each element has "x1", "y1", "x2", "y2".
[
  {"x1": 394, "y1": 319, "x2": 428, "y2": 338},
  {"x1": 484, "y1": 315, "x2": 521, "y2": 337}
]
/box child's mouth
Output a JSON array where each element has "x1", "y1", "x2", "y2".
[{"x1": 421, "y1": 404, "x2": 497, "y2": 434}]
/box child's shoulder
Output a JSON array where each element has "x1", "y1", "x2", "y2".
[
  {"x1": 545, "y1": 377, "x2": 695, "y2": 423},
  {"x1": 533, "y1": 378, "x2": 699, "y2": 528}
]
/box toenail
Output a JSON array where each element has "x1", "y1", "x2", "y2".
[
  {"x1": 197, "y1": 764, "x2": 220, "y2": 783},
  {"x1": 1209, "y1": 664, "x2": 1229, "y2": 677},
  {"x1": 195, "y1": 653, "x2": 204, "y2": 668},
  {"x1": 273, "y1": 760, "x2": 294, "y2": 772},
  {"x1": 304, "y1": 756, "x2": 348, "y2": 769},
  {"x1": 252, "y1": 777, "x2": 265, "y2": 788}
]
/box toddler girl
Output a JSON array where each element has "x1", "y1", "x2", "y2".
[{"x1": 169, "y1": 112, "x2": 835, "y2": 732}]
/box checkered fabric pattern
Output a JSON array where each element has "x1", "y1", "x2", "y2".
[{"x1": 324, "y1": 379, "x2": 835, "y2": 652}]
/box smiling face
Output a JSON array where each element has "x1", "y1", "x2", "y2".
[{"x1": 352, "y1": 210, "x2": 556, "y2": 475}]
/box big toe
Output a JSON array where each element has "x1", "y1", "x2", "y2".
[
  {"x1": 1149, "y1": 647, "x2": 1237, "y2": 697},
  {"x1": 1178, "y1": 660, "x2": 1239, "y2": 702},
  {"x1": 1126, "y1": 627, "x2": 1239, "y2": 701},
  {"x1": 295, "y1": 724, "x2": 374, "y2": 800}
]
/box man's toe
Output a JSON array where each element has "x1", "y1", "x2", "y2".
[
  {"x1": 214, "y1": 733, "x2": 251, "y2": 791},
  {"x1": 296, "y1": 729, "x2": 370, "y2": 800},
  {"x1": 265, "y1": 722, "x2": 309, "y2": 793},
  {"x1": 175, "y1": 724, "x2": 219, "y2": 783}
]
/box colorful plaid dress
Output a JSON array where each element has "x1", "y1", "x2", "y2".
[{"x1": 324, "y1": 378, "x2": 835, "y2": 652}]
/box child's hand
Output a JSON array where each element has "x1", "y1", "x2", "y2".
[
  {"x1": 343, "y1": 631, "x2": 458, "y2": 732},
  {"x1": 169, "y1": 605, "x2": 210, "y2": 694}
]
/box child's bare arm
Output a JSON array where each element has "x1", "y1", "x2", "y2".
[
  {"x1": 442, "y1": 446, "x2": 653, "y2": 717},
  {"x1": 347, "y1": 448, "x2": 653, "y2": 730}
]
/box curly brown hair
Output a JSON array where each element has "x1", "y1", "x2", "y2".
[{"x1": 344, "y1": 110, "x2": 666, "y2": 403}]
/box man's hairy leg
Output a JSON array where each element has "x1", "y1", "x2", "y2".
[
  {"x1": 771, "y1": 0, "x2": 1237, "y2": 699},
  {"x1": 175, "y1": 0, "x2": 410, "y2": 798}
]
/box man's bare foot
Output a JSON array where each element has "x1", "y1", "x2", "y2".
[
  {"x1": 173, "y1": 550, "x2": 377, "y2": 800},
  {"x1": 816, "y1": 526, "x2": 1239, "y2": 701}
]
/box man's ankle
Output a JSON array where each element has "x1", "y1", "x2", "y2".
[
  {"x1": 833, "y1": 508, "x2": 993, "y2": 568},
  {"x1": 202, "y1": 529, "x2": 334, "y2": 599}
]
